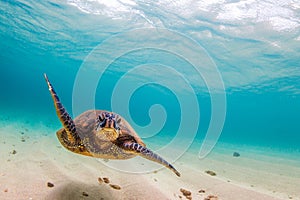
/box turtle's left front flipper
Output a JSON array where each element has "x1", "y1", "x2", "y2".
[
  {"x1": 44, "y1": 73, "x2": 80, "y2": 145},
  {"x1": 123, "y1": 142, "x2": 181, "y2": 177}
]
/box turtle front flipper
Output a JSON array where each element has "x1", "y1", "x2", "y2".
[
  {"x1": 44, "y1": 74, "x2": 80, "y2": 146},
  {"x1": 123, "y1": 142, "x2": 181, "y2": 177}
]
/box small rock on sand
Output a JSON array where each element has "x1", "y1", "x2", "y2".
[
  {"x1": 4, "y1": 189, "x2": 8, "y2": 192},
  {"x1": 204, "y1": 195, "x2": 218, "y2": 200},
  {"x1": 233, "y1": 152, "x2": 240, "y2": 157},
  {"x1": 98, "y1": 177, "x2": 103, "y2": 184},
  {"x1": 82, "y1": 192, "x2": 89, "y2": 196},
  {"x1": 205, "y1": 170, "x2": 216, "y2": 176},
  {"x1": 47, "y1": 182, "x2": 54, "y2": 188},
  {"x1": 109, "y1": 184, "x2": 121, "y2": 190},
  {"x1": 180, "y1": 188, "x2": 192, "y2": 199},
  {"x1": 11, "y1": 150, "x2": 17, "y2": 154},
  {"x1": 198, "y1": 189, "x2": 205, "y2": 193},
  {"x1": 103, "y1": 177, "x2": 110, "y2": 184}
]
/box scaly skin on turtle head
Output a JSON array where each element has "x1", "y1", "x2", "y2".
[{"x1": 96, "y1": 111, "x2": 121, "y2": 141}]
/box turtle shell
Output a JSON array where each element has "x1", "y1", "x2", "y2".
[{"x1": 56, "y1": 110, "x2": 145, "y2": 159}]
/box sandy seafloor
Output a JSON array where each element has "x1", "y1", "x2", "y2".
[{"x1": 0, "y1": 114, "x2": 300, "y2": 200}]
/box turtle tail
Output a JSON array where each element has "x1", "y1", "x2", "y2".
[
  {"x1": 44, "y1": 73, "x2": 79, "y2": 145},
  {"x1": 123, "y1": 142, "x2": 181, "y2": 177}
]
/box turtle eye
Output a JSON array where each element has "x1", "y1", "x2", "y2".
[
  {"x1": 98, "y1": 114, "x2": 104, "y2": 121},
  {"x1": 96, "y1": 113, "x2": 106, "y2": 130}
]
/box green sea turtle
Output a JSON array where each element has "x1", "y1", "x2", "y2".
[{"x1": 44, "y1": 74, "x2": 180, "y2": 177}]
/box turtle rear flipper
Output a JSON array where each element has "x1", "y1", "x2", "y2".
[
  {"x1": 123, "y1": 142, "x2": 181, "y2": 177},
  {"x1": 44, "y1": 73, "x2": 80, "y2": 145}
]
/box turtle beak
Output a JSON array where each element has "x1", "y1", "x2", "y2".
[
  {"x1": 102, "y1": 127, "x2": 120, "y2": 141},
  {"x1": 102, "y1": 127, "x2": 114, "y2": 132}
]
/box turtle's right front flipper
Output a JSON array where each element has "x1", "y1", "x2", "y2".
[
  {"x1": 44, "y1": 73, "x2": 79, "y2": 145},
  {"x1": 123, "y1": 142, "x2": 181, "y2": 177}
]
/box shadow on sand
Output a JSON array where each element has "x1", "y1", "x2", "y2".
[{"x1": 45, "y1": 181, "x2": 115, "y2": 200}]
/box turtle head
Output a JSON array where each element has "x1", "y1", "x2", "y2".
[{"x1": 96, "y1": 112, "x2": 122, "y2": 141}]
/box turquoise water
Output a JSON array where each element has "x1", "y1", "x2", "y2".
[{"x1": 1, "y1": 0, "x2": 300, "y2": 155}]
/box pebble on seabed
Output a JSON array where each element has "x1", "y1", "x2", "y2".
[
  {"x1": 205, "y1": 170, "x2": 217, "y2": 176},
  {"x1": 103, "y1": 177, "x2": 110, "y2": 184},
  {"x1": 233, "y1": 152, "x2": 240, "y2": 157},
  {"x1": 98, "y1": 177, "x2": 103, "y2": 184},
  {"x1": 180, "y1": 188, "x2": 191, "y2": 196},
  {"x1": 82, "y1": 192, "x2": 89, "y2": 196},
  {"x1": 47, "y1": 182, "x2": 54, "y2": 188},
  {"x1": 204, "y1": 195, "x2": 218, "y2": 200},
  {"x1": 180, "y1": 188, "x2": 192, "y2": 199},
  {"x1": 98, "y1": 176, "x2": 121, "y2": 190},
  {"x1": 109, "y1": 184, "x2": 121, "y2": 190}
]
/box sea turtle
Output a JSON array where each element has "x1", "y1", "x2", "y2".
[{"x1": 44, "y1": 74, "x2": 180, "y2": 177}]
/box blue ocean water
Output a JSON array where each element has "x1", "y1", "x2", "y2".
[{"x1": 1, "y1": 0, "x2": 300, "y2": 155}]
